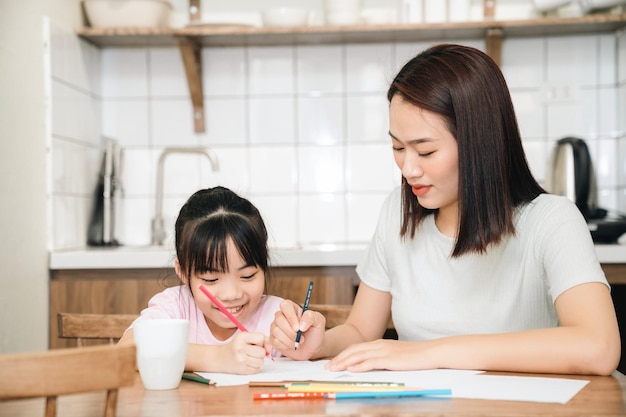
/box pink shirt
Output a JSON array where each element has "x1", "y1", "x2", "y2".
[{"x1": 132, "y1": 285, "x2": 283, "y2": 345}]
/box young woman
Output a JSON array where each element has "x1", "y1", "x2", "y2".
[
  {"x1": 270, "y1": 44, "x2": 620, "y2": 376},
  {"x1": 119, "y1": 186, "x2": 282, "y2": 374}
]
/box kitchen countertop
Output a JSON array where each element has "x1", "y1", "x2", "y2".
[{"x1": 48, "y1": 244, "x2": 626, "y2": 270}]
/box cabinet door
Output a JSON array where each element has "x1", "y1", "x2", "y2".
[
  {"x1": 50, "y1": 269, "x2": 178, "y2": 349},
  {"x1": 270, "y1": 266, "x2": 357, "y2": 305}
]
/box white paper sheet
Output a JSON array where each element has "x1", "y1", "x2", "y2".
[
  {"x1": 195, "y1": 358, "x2": 588, "y2": 404},
  {"x1": 446, "y1": 374, "x2": 588, "y2": 403}
]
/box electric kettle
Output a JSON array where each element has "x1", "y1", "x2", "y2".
[{"x1": 548, "y1": 137, "x2": 626, "y2": 243}]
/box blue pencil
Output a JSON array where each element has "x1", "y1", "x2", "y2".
[
  {"x1": 294, "y1": 281, "x2": 314, "y2": 350},
  {"x1": 329, "y1": 389, "x2": 452, "y2": 399}
]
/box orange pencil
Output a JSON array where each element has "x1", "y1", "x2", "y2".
[{"x1": 253, "y1": 392, "x2": 326, "y2": 400}]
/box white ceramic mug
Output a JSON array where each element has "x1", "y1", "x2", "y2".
[{"x1": 134, "y1": 319, "x2": 189, "y2": 390}]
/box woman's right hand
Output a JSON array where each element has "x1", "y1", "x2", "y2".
[{"x1": 270, "y1": 299, "x2": 326, "y2": 360}]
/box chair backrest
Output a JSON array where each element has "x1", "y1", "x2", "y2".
[
  {"x1": 57, "y1": 313, "x2": 138, "y2": 347},
  {"x1": 309, "y1": 304, "x2": 352, "y2": 329},
  {"x1": 309, "y1": 304, "x2": 394, "y2": 330},
  {"x1": 0, "y1": 343, "x2": 136, "y2": 417}
]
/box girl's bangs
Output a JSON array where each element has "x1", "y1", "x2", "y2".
[{"x1": 186, "y1": 216, "x2": 267, "y2": 275}]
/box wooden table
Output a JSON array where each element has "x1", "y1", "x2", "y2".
[{"x1": 1, "y1": 371, "x2": 625, "y2": 417}]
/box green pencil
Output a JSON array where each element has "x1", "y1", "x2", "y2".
[{"x1": 182, "y1": 372, "x2": 212, "y2": 385}]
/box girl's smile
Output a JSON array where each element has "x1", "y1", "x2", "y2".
[
  {"x1": 185, "y1": 238, "x2": 265, "y2": 341},
  {"x1": 220, "y1": 304, "x2": 244, "y2": 314}
]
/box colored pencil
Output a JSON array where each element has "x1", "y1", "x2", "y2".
[
  {"x1": 253, "y1": 389, "x2": 452, "y2": 400},
  {"x1": 198, "y1": 285, "x2": 274, "y2": 361},
  {"x1": 182, "y1": 372, "x2": 213, "y2": 385},
  {"x1": 295, "y1": 281, "x2": 314, "y2": 350},
  {"x1": 288, "y1": 383, "x2": 406, "y2": 393},
  {"x1": 291, "y1": 381, "x2": 404, "y2": 387},
  {"x1": 198, "y1": 285, "x2": 248, "y2": 332},
  {"x1": 329, "y1": 389, "x2": 452, "y2": 399},
  {"x1": 253, "y1": 392, "x2": 327, "y2": 400},
  {"x1": 249, "y1": 380, "x2": 405, "y2": 388}
]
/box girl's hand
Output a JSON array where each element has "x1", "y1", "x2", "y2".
[
  {"x1": 223, "y1": 331, "x2": 270, "y2": 374},
  {"x1": 326, "y1": 339, "x2": 429, "y2": 372},
  {"x1": 270, "y1": 299, "x2": 326, "y2": 360}
]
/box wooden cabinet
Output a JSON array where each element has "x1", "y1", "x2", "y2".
[
  {"x1": 49, "y1": 266, "x2": 357, "y2": 349},
  {"x1": 50, "y1": 263, "x2": 626, "y2": 349},
  {"x1": 599, "y1": 264, "x2": 626, "y2": 285}
]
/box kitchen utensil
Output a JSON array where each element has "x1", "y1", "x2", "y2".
[
  {"x1": 83, "y1": 0, "x2": 172, "y2": 28},
  {"x1": 87, "y1": 138, "x2": 122, "y2": 247},
  {"x1": 549, "y1": 137, "x2": 600, "y2": 219},
  {"x1": 361, "y1": 8, "x2": 397, "y2": 24},
  {"x1": 325, "y1": 0, "x2": 361, "y2": 25},
  {"x1": 262, "y1": 8, "x2": 310, "y2": 27},
  {"x1": 548, "y1": 137, "x2": 626, "y2": 243},
  {"x1": 448, "y1": 0, "x2": 471, "y2": 22},
  {"x1": 532, "y1": 0, "x2": 572, "y2": 12},
  {"x1": 578, "y1": 0, "x2": 626, "y2": 11},
  {"x1": 401, "y1": 0, "x2": 424, "y2": 23},
  {"x1": 424, "y1": 0, "x2": 448, "y2": 22}
]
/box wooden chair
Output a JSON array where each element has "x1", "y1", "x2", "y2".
[
  {"x1": 309, "y1": 304, "x2": 395, "y2": 330},
  {"x1": 57, "y1": 313, "x2": 137, "y2": 347},
  {"x1": 309, "y1": 304, "x2": 352, "y2": 329},
  {"x1": 0, "y1": 343, "x2": 136, "y2": 417}
]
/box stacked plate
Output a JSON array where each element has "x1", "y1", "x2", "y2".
[
  {"x1": 83, "y1": 0, "x2": 172, "y2": 28},
  {"x1": 325, "y1": 0, "x2": 361, "y2": 25}
]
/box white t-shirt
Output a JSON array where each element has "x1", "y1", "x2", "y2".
[{"x1": 357, "y1": 187, "x2": 608, "y2": 341}]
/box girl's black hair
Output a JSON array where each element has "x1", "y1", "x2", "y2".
[
  {"x1": 387, "y1": 44, "x2": 545, "y2": 256},
  {"x1": 175, "y1": 187, "x2": 269, "y2": 288}
]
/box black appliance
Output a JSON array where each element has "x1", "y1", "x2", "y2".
[{"x1": 549, "y1": 137, "x2": 626, "y2": 243}]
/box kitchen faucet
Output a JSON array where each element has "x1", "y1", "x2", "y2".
[{"x1": 151, "y1": 147, "x2": 219, "y2": 246}]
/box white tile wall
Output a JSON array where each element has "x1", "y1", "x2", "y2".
[
  {"x1": 296, "y1": 45, "x2": 344, "y2": 94},
  {"x1": 47, "y1": 22, "x2": 626, "y2": 250},
  {"x1": 47, "y1": 21, "x2": 101, "y2": 250}
]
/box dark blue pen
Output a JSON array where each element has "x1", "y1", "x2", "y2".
[{"x1": 294, "y1": 281, "x2": 314, "y2": 350}]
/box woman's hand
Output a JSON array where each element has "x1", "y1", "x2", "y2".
[
  {"x1": 222, "y1": 331, "x2": 270, "y2": 374},
  {"x1": 326, "y1": 339, "x2": 432, "y2": 372},
  {"x1": 270, "y1": 299, "x2": 326, "y2": 360}
]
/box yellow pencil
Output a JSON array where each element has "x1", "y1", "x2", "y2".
[{"x1": 288, "y1": 383, "x2": 407, "y2": 393}]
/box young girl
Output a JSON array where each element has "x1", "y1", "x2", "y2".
[
  {"x1": 269, "y1": 44, "x2": 621, "y2": 376},
  {"x1": 119, "y1": 186, "x2": 282, "y2": 374}
]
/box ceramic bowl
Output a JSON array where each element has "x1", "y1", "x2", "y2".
[
  {"x1": 83, "y1": 0, "x2": 172, "y2": 28},
  {"x1": 578, "y1": 0, "x2": 626, "y2": 10},
  {"x1": 262, "y1": 8, "x2": 310, "y2": 27}
]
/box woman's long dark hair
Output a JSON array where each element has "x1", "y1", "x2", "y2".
[
  {"x1": 175, "y1": 186, "x2": 270, "y2": 290},
  {"x1": 387, "y1": 44, "x2": 545, "y2": 257}
]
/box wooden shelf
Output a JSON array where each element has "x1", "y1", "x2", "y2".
[
  {"x1": 75, "y1": 12, "x2": 626, "y2": 134},
  {"x1": 76, "y1": 13, "x2": 626, "y2": 47}
]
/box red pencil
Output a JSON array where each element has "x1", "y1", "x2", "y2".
[
  {"x1": 198, "y1": 285, "x2": 248, "y2": 332},
  {"x1": 198, "y1": 285, "x2": 274, "y2": 361}
]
